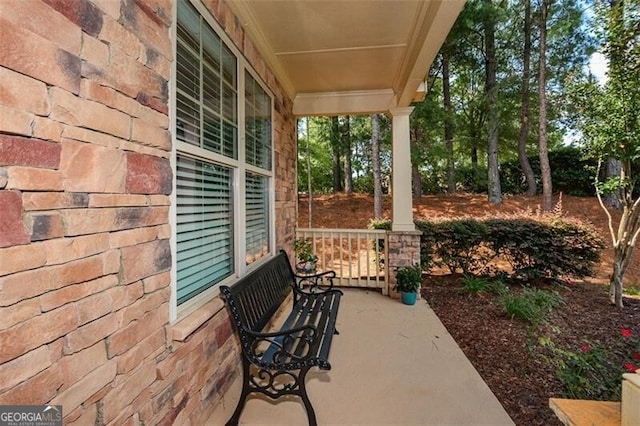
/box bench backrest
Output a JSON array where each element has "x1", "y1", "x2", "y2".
[{"x1": 221, "y1": 250, "x2": 295, "y2": 333}]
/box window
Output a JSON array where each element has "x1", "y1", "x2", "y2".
[
  {"x1": 244, "y1": 71, "x2": 272, "y2": 265},
  {"x1": 175, "y1": 156, "x2": 233, "y2": 305},
  {"x1": 173, "y1": 0, "x2": 273, "y2": 312}
]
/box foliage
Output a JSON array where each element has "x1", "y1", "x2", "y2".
[
  {"x1": 539, "y1": 327, "x2": 640, "y2": 401},
  {"x1": 456, "y1": 165, "x2": 489, "y2": 194},
  {"x1": 570, "y1": 0, "x2": 640, "y2": 307},
  {"x1": 294, "y1": 238, "x2": 317, "y2": 264},
  {"x1": 500, "y1": 146, "x2": 597, "y2": 196},
  {"x1": 539, "y1": 328, "x2": 640, "y2": 401},
  {"x1": 625, "y1": 286, "x2": 640, "y2": 296},
  {"x1": 414, "y1": 213, "x2": 604, "y2": 281},
  {"x1": 422, "y1": 220, "x2": 491, "y2": 275},
  {"x1": 498, "y1": 287, "x2": 562, "y2": 325},
  {"x1": 539, "y1": 336, "x2": 623, "y2": 400},
  {"x1": 394, "y1": 265, "x2": 423, "y2": 293},
  {"x1": 461, "y1": 275, "x2": 508, "y2": 295},
  {"x1": 297, "y1": 115, "x2": 392, "y2": 196},
  {"x1": 486, "y1": 216, "x2": 605, "y2": 281},
  {"x1": 461, "y1": 275, "x2": 492, "y2": 294}
]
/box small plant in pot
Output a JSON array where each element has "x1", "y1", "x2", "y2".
[
  {"x1": 394, "y1": 264, "x2": 422, "y2": 305},
  {"x1": 294, "y1": 238, "x2": 318, "y2": 273}
]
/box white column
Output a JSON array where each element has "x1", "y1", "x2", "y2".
[{"x1": 389, "y1": 107, "x2": 415, "y2": 232}]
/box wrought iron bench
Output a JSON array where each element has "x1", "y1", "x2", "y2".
[{"x1": 220, "y1": 250, "x2": 342, "y2": 426}]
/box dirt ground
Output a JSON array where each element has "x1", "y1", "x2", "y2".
[{"x1": 298, "y1": 192, "x2": 640, "y2": 425}]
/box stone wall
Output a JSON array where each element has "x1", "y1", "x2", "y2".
[
  {"x1": 387, "y1": 231, "x2": 423, "y2": 298},
  {"x1": 0, "y1": 0, "x2": 296, "y2": 424}
]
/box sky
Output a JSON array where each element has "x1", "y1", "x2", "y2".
[{"x1": 588, "y1": 52, "x2": 609, "y2": 85}]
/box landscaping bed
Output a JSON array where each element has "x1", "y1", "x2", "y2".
[{"x1": 423, "y1": 275, "x2": 640, "y2": 426}]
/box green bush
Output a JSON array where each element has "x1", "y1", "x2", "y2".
[
  {"x1": 456, "y1": 165, "x2": 488, "y2": 194},
  {"x1": 498, "y1": 287, "x2": 563, "y2": 325},
  {"x1": 416, "y1": 215, "x2": 604, "y2": 281},
  {"x1": 500, "y1": 146, "x2": 596, "y2": 196},
  {"x1": 461, "y1": 275, "x2": 491, "y2": 294},
  {"x1": 539, "y1": 337, "x2": 622, "y2": 400},
  {"x1": 461, "y1": 275, "x2": 508, "y2": 295},
  {"x1": 368, "y1": 214, "x2": 604, "y2": 282}
]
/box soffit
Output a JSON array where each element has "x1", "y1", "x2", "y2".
[{"x1": 226, "y1": 0, "x2": 465, "y2": 116}]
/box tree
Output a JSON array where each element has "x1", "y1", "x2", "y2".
[
  {"x1": 576, "y1": 0, "x2": 640, "y2": 308},
  {"x1": 484, "y1": 0, "x2": 502, "y2": 204},
  {"x1": 372, "y1": 114, "x2": 383, "y2": 219},
  {"x1": 330, "y1": 116, "x2": 343, "y2": 192},
  {"x1": 518, "y1": 0, "x2": 537, "y2": 196},
  {"x1": 343, "y1": 116, "x2": 353, "y2": 194},
  {"x1": 442, "y1": 49, "x2": 456, "y2": 194},
  {"x1": 302, "y1": 117, "x2": 314, "y2": 227},
  {"x1": 538, "y1": 0, "x2": 554, "y2": 211}
]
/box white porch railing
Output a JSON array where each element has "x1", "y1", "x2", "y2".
[{"x1": 295, "y1": 228, "x2": 389, "y2": 294}]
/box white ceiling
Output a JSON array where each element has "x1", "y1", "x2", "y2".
[{"x1": 227, "y1": 0, "x2": 465, "y2": 116}]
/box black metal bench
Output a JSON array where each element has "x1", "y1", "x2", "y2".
[{"x1": 220, "y1": 250, "x2": 342, "y2": 426}]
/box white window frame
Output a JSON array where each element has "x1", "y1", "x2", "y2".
[{"x1": 169, "y1": 0, "x2": 275, "y2": 322}]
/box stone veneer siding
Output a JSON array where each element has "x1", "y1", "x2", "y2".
[
  {"x1": 387, "y1": 231, "x2": 423, "y2": 298},
  {"x1": 0, "y1": 0, "x2": 297, "y2": 424}
]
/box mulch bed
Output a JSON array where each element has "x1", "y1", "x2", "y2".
[{"x1": 423, "y1": 275, "x2": 640, "y2": 426}]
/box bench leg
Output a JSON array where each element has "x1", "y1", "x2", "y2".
[
  {"x1": 226, "y1": 359, "x2": 251, "y2": 426},
  {"x1": 299, "y1": 367, "x2": 318, "y2": 426}
]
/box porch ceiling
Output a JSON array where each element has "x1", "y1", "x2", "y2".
[{"x1": 226, "y1": 0, "x2": 465, "y2": 116}]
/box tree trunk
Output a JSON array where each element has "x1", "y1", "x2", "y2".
[
  {"x1": 412, "y1": 165, "x2": 422, "y2": 199},
  {"x1": 442, "y1": 51, "x2": 456, "y2": 194},
  {"x1": 538, "y1": 0, "x2": 553, "y2": 212},
  {"x1": 331, "y1": 116, "x2": 342, "y2": 192},
  {"x1": 518, "y1": 0, "x2": 537, "y2": 196},
  {"x1": 471, "y1": 134, "x2": 479, "y2": 170},
  {"x1": 304, "y1": 117, "x2": 313, "y2": 227},
  {"x1": 410, "y1": 127, "x2": 422, "y2": 198},
  {"x1": 372, "y1": 114, "x2": 383, "y2": 220},
  {"x1": 343, "y1": 116, "x2": 353, "y2": 194},
  {"x1": 485, "y1": 0, "x2": 502, "y2": 204},
  {"x1": 610, "y1": 251, "x2": 626, "y2": 308},
  {"x1": 604, "y1": 158, "x2": 623, "y2": 209}
]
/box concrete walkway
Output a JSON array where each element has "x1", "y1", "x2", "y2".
[{"x1": 208, "y1": 289, "x2": 515, "y2": 425}]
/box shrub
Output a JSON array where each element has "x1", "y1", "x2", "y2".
[
  {"x1": 498, "y1": 287, "x2": 562, "y2": 325},
  {"x1": 369, "y1": 213, "x2": 604, "y2": 282},
  {"x1": 417, "y1": 220, "x2": 495, "y2": 275},
  {"x1": 416, "y1": 214, "x2": 604, "y2": 281},
  {"x1": 456, "y1": 165, "x2": 488, "y2": 193},
  {"x1": 500, "y1": 146, "x2": 596, "y2": 196},
  {"x1": 487, "y1": 216, "x2": 605, "y2": 281},
  {"x1": 539, "y1": 337, "x2": 623, "y2": 400},
  {"x1": 461, "y1": 275, "x2": 491, "y2": 294}
]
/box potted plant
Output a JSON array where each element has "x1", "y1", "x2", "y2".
[
  {"x1": 394, "y1": 264, "x2": 422, "y2": 305},
  {"x1": 294, "y1": 238, "x2": 318, "y2": 273}
]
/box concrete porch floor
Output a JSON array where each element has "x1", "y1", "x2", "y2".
[{"x1": 207, "y1": 288, "x2": 515, "y2": 425}]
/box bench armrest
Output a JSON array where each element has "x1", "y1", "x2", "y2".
[
  {"x1": 294, "y1": 270, "x2": 338, "y2": 294},
  {"x1": 245, "y1": 323, "x2": 317, "y2": 340}
]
